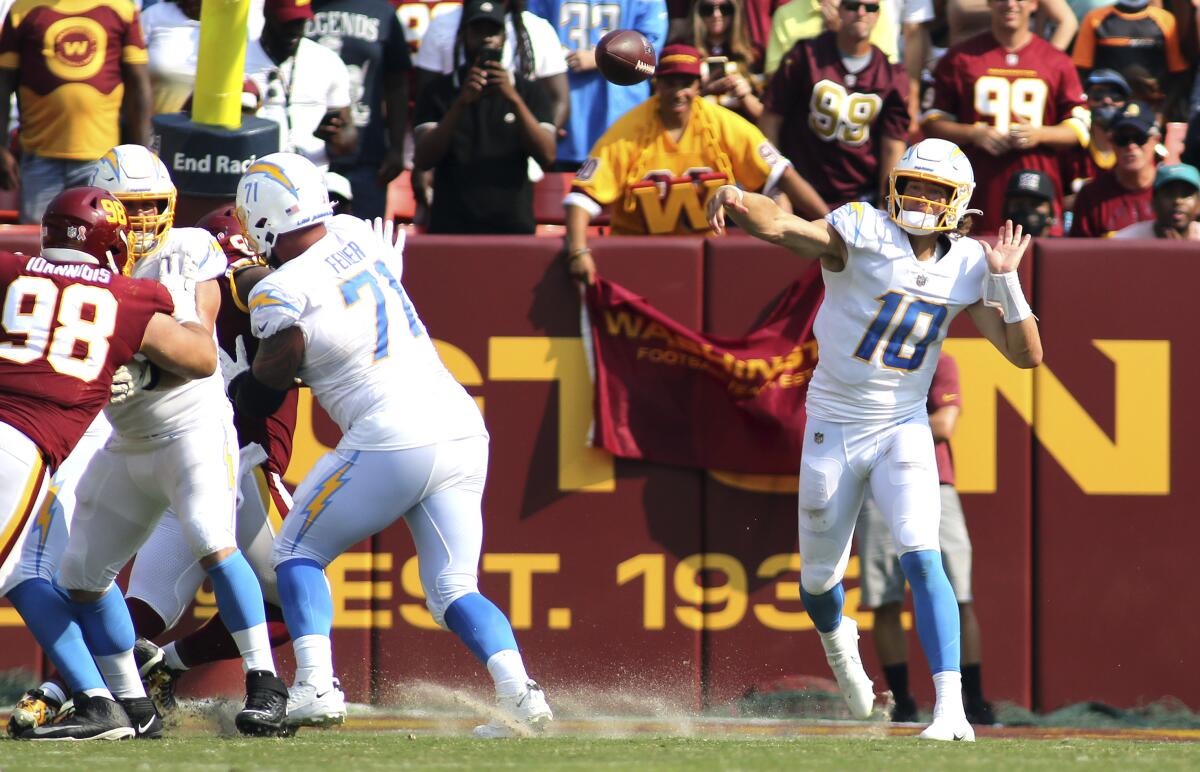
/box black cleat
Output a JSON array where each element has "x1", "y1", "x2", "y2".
[
  {"x1": 965, "y1": 698, "x2": 997, "y2": 726},
  {"x1": 890, "y1": 695, "x2": 919, "y2": 723},
  {"x1": 134, "y1": 638, "x2": 180, "y2": 713},
  {"x1": 17, "y1": 694, "x2": 134, "y2": 741},
  {"x1": 118, "y1": 696, "x2": 163, "y2": 739},
  {"x1": 235, "y1": 670, "x2": 288, "y2": 737}
]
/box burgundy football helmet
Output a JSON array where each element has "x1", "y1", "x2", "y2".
[
  {"x1": 41, "y1": 186, "x2": 133, "y2": 274},
  {"x1": 196, "y1": 204, "x2": 259, "y2": 262}
]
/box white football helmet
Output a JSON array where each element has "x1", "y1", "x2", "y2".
[
  {"x1": 86, "y1": 144, "x2": 176, "y2": 271},
  {"x1": 235, "y1": 153, "x2": 332, "y2": 259},
  {"x1": 887, "y1": 138, "x2": 975, "y2": 236}
]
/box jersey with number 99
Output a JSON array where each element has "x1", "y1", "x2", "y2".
[
  {"x1": 806, "y1": 203, "x2": 987, "y2": 423},
  {"x1": 925, "y1": 33, "x2": 1086, "y2": 233},
  {"x1": 0, "y1": 252, "x2": 172, "y2": 469},
  {"x1": 247, "y1": 215, "x2": 485, "y2": 451}
]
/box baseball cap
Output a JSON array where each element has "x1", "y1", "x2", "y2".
[
  {"x1": 1086, "y1": 69, "x2": 1131, "y2": 98},
  {"x1": 655, "y1": 44, "x2": 702, "y2": 78},
  {"x1": 463, "y1": 0, "x2": 506, "y2": 25},
  {"x1": 1153, "y1": 163, "x2": 1200, "y2": 192},
  {"x1": 265, "y1": 0, "x2": 314, "y2": 24},
  {"x1": 1109, "y1": 100, "x2": 1159, "y2": 135},
  {"x1": 324, "y1": 171, "x2": 354, "y2": 203},
  {"x1": 1005, "y1": 169, "x2": 1055, "y2": 202}
]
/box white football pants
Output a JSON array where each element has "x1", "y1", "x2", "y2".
[
  {"x1": 274, "y1": 435, "x2": 488, "y2": 628},
  {"x1": 797, "y1": 414, "x2": 942, "y2": 596}
]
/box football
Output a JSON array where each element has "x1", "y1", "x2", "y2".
[{"x1": 595, "y1": 30, "x2": 657, "y2": 86}]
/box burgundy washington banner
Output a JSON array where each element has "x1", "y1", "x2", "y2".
[{"x1": 584, "y1": 265, "x2": 823, "y2": 473}]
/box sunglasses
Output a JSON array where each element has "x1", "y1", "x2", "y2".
[
  {"x1": 1087, "y1": 88, "x2": 1126, "y2": 104},
  {"x1": 699, "y1": 2, "x2": 733, "y2": 16},
  {"x1": 841, "y1": 1, "x2": 881, "y2": 11},
  {"x1": 1113, "y1": 131, "x2": 1150, "y2": 147}
]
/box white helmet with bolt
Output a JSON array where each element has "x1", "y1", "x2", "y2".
[
  {"x1": 235, "y1": 152, "x2": 332, "y2": 258},
  {"x1": 887, "y1": 138, "x2": 976, "y2": 236},
  {"x1": 86, "y1": 144, "x2": 176, "y2": 271}
]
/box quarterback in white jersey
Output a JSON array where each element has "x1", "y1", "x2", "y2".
[
  {"x1": 51, "y1": 145, "x2": 290, "y2": 737},
  {"x1": 708, "y1": 138, "x2": 1042, "y2": 742},
  {"x1": 229, "y1": 152, "x2": 552, "y2": 736}
]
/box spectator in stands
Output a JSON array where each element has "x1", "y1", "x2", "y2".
[
  {"x1": 416, "y1": 0, "x2": 568, "y2": 133},
  {"x1": 923, "y1": 0, "x2": 1087, "y2": 236},
  {"x1": 0, "y1": 0, "x2": 152, "y2": 223},
  {"x1": 765, "y1": 0, "x2": 899, "y2": 76},
  {"x1": 668, "y1": 0, "x2": 786, "y2": 65},
  {"x1": 1061, "y1": 69, "x2": 1130, "y2": 213},
  {"x1": 686, "y1": 0, "x2": 765, "y2": 122},
  {"x1": 530, "y1": 0, "x2": 668, "y2": 172},
  {"x1": 562, "y1": 45, "x2": 825, "y2": 283},
  {"x1": 306, "y1": 0, "x2": 412, "y2": 220},
  {"x1": 413, "y1": 0, "x2": 556, "y2": 234},
  {"x1": 1113, "y1": 163, "x2": 1200, "y2": 240},
  {"x1": 760, "y1": 0, "x2": 909, "y2": 208},
  {"x1": 1073, "y1": 1, "x2": 1187, "y2": 98},
  {"x1": 245, "y1": 0, "x2": 358, "y2": 169},
  {"x1": 1001, "y1": 168, "x2": 1056, "y2": 237},
  {"x1": 947, "y1": 0, "x2": 1077, "y2": 51},
  {"x1": 855, "y1": 352, "x2": 996, "y2": 727},
  {"x1": 1069, "y1": 101, "x2": 1158, "y2": 237}
]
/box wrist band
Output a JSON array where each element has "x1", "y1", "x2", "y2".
[
  {"x1": 982, "y1": 271, "x2": 1032, "y2": 324},
  {"x1": 568, "y1": 247, "x2": 592, "y2": 260}
]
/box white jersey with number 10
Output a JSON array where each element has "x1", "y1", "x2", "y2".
[
  {"x1": 247, "y1": 215, "x2": 486, "y2": 450},
  {"x1": 806, "y1": 203, "x2": 988, "y2": 423}
]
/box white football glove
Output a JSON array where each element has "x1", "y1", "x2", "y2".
[
  {"x1": 218, "y1": 334, "x2": 250, "y2": 395},
  {"x1": 370, "y1": 216, "x2": 405, "y2": 281},
  {"x1": 110, "y1": 357, "x2": 154, "y2": 405},
  {"x1": 158, "y1": 249, "x2": 200, "y2": 325}
]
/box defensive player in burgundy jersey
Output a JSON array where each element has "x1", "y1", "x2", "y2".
[
  {"x1": 124, "y1": 206, "x2": 300, "y2": 711},
  {"x1": 1, "y1": 186, "x2": 217, "y2": 741},
  {"x1": 760, "y1": 1, "x2": 910, "y2": 208},
  {"x1": 922, "y1": 0, "x2": 1087, "y2": 235}
]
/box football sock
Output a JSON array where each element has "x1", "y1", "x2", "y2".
[
  {"x1": 882, "y1": 663, "x2": 912, "y2": 702},
  {"x1": 125, "y1": 596, "x2": 167, "y2": 640},
  {"x1": 899, "y1": 550, "x2": 960, "y2": 675},
  {"x1": 94, "y1": 652, "x2": 146, "y2": 698},
  {"x1": 486, "y1": 649, "x2": 530, "y2": 698},
  {"x1": 277, "y1": 558, "x2": 334, "y2": 638},
  {"x1": 932, "y1": 670, "x2": 966, "y2": 719},
  {"x1": 962, "y1": 663, "x2": 984, "y2": 702},
  {"x1": 207, "y1": 550, "x2": 275, "y2": 674},
  {"x1": 71, "y1": 586, "x2": 145, "y2": 698},
  {"x1": 291, "y1": 634, "x2": 334, "y2": 689},
  {"x1": 172, "y1": 604, "x2": 290, "y2": 669},
  {"x1": 443, "y1": 593, "x2": 520, "y2": 664},
  {"x1": 799, "y1": 583, "x2": 845, "y2": 634},
  {"x1": 6, "y1": 579, "x2": 107, "y2": 694},
  {"x1": 39, "y1": 680, "x2": 67, "y2": 707}
]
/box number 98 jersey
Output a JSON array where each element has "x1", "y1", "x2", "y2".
[
  {"x1": 247, "y1": 215, "x2": 486, "y2": 451},
  {"x1": 805, "y1": 203, "x2": 986, "y2": 423},
  {"x1": 0, "y1": 252, "x2": 171, "y2": 469}
]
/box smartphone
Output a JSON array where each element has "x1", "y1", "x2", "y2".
[
  {"x1": 476, "y1": 47, "x2": 502, "y2": 67},
  {"x1": 313, "y1": 108, "x2": 341, "y2": 140},
  {"x1": 704, "y1": 56, "x2": 730, "y2": 85}
]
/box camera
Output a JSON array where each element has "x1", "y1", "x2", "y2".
[
  {"x1": 476, "y1": 47, "x2": 502, "y2": 66},
  {"x1": 703, "y1": 56, "x2": 735, "y2": 84}
]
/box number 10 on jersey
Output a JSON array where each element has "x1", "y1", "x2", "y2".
[{"x1": 853, "y1": 291, "x2": 947, "y2": 372}]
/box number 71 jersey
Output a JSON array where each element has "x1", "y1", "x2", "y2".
[
  {"x1": 247, "y1": 216, "x2": 486, "y2": 451},
  {"x1": 805, "y1": 203, "x2": 987, "y2": 423}
]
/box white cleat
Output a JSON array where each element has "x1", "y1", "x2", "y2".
[
  {"x1": 285, "y1": 679, "x2": 347, "y2": 728},
  {"x1": 919, "y1": 715, "x2": 976, "y2": 742},
  {"x1": 473, "y1": 680, "x2": 553, "y2": 739},
  {"x1": 821, "y1": 617, "x2": 876, "y2": 720}
]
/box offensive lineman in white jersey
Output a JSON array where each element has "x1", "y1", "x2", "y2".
[
  {"x1": 707, "y1": 138, "x2": 1042, "y2": 742},
  {"x1": 48, "y1": 145, "x2": 289, "y2": 737},
  {"x1": 226, "y1": 153, "x2": 552, "y2": 736}
]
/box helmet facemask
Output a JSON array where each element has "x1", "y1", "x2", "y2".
[
  {"x1": 119, "y1": 191, "x2": 176, "y2": 271},
  {"x1": 888, "y1": 171, "x2": 969, "y2": 236}
]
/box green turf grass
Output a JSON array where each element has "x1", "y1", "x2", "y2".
[{"x1": 2, "y1": 734, "x2": 1200, "y2": 771}]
